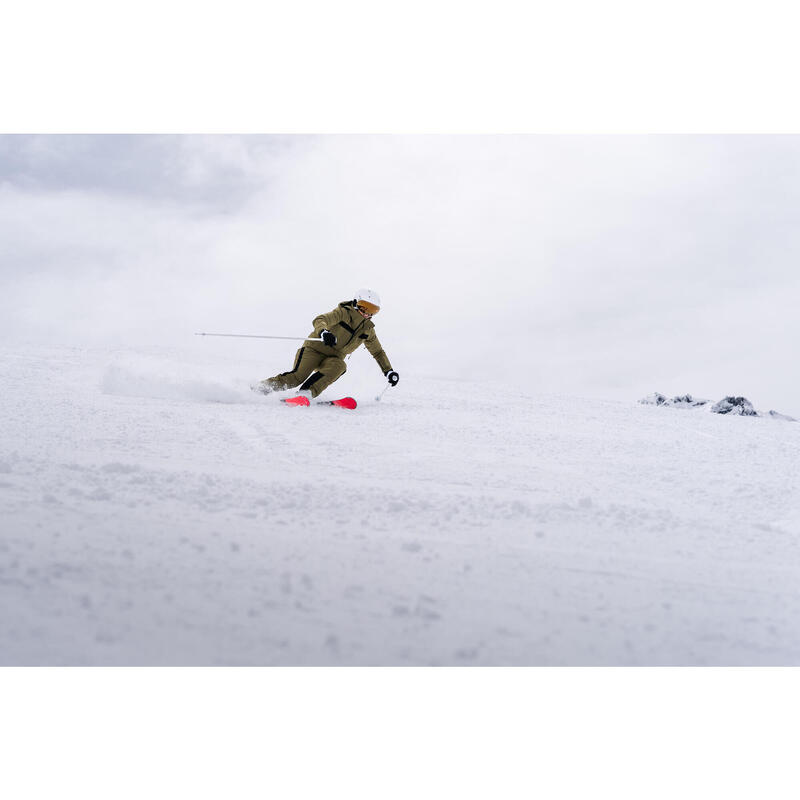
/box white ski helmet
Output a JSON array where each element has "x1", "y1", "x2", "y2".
[{"x1": 355, "y1": 288, "x2": 381, "y2": 316}]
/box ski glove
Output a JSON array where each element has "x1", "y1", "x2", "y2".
[
  {"x1": 385, "y1": 370, "x2": 399, "y2": 386},
  {"x1": 320, "y1": 329, "x2": 337, "y2": 347}
]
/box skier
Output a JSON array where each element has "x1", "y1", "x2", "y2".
[{"x1": 254, "y1": 289, "x2": 399, "y2": 400}]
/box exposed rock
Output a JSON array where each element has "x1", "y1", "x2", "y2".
[
  {"x1": 639, "y1": 393, "x2": 795, "y2": 421},
  {"x1": 710, "y1": 396, "x2": 757, "y2": 416},
  {"x1": 639, "y1": 392, "x2": 668, "y2": 406},
  {"x1": 639, "y1": 392, "x2": 709, "y2": 408},
  {"x1": 670, "y1": 394, "x2": 709, "y2": 408},
  {"x1": 768, "y1": 410, "x2": 797, "y2": 422}
]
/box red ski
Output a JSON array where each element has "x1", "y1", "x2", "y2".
[
  {"x1": 322, "y1": 397, "x2": 357, "y2": 410},
  {"x1": 282, "y1": 396, "x2": 357, "y2": 410}
]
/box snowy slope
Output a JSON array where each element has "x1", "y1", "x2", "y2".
[{"x1": 1, "y1": 343, "x2": 799, "y2": 665}]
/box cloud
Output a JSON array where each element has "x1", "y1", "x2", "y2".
[{"x1": 0, "y1": 134, "x2": 307, "y2": 210}]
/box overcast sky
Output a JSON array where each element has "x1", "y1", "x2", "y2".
[{"x1": 1, "y1": 134, "x2": 798, "y2": 412}]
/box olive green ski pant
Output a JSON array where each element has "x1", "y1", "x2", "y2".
[{"x1": 260, "y1": 346, "x2": 347, "y2": 398}]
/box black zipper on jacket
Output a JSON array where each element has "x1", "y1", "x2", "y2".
[{"x1": 336, "y1": 315, "x2": 367, "y2": 348}]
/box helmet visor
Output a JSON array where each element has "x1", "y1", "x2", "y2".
[{"x1": 357, "y1": 300, "x2": 380, "y2": 316}]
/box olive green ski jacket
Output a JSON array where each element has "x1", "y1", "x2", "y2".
[{"x1": 309, "y1": 301, "x2": 393, "y2": 373}]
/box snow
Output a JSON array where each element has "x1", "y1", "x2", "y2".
[{"x1": 2, "y1": 343, "x2": 800, "y2": 665}]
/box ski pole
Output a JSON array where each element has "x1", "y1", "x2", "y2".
[
  {"x1": 195, "y1": 333, "x2": 322, "y2": 342},
  {"x1": 375, "y1": 383, "x2": 392, "y2": 402}
]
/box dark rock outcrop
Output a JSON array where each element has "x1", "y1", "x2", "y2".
[
  {"x1": 639, "y1": 392, "x2": 668, "y2": 406},
  {"x1": 670, "y1": 394, "x2": 709, "y2": 408},
  {"x1": 639, "y1": 393, "x2": 709, "y2": 408},
  {"x1": 639, "y1": 393, "x2": 795, "y2": 421},
  {"x1": 710, "y1": 396, "x2": 757, "y2": 416}
]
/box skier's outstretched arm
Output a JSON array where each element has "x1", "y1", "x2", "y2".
[{"x1": 365, "y1": 331, "x2": 397, "y2": 385}]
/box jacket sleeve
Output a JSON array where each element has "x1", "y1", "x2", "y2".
[
  {"x1": 312, "y1": 306, "x2": 347, "y2": 335},
  {"x1": 364, "y1": 329, "x2": 392, "y2": 373}
]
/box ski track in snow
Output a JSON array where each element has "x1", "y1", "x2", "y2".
[{"x1": 1, "y1": 344, "x2": 799, "y2": 665}]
